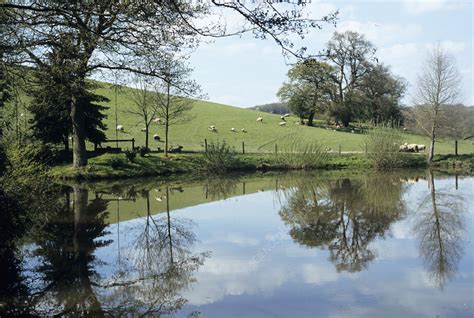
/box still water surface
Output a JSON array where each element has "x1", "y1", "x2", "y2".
[{"x1": 1, "y1": 171, "x2": 473, "y2": 317}]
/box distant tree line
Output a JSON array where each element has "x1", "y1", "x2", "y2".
[{"x1": 249, "y1": 102, "x2": 289, "y2": 115}]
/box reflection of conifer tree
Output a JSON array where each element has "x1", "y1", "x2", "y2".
[
  {"x1": 280, "y1": 173, "x2": 406, "y2": 272},
  {"x1": 32, "y1": 187, "x2": 110, "y2": 316},
  {"x1": 414, "y1": 170, "x2": 465, "y2": 288}
]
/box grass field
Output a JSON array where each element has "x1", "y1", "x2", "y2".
[{"x1": 93, "y1": 82, "x2": 474, "y2": 155}]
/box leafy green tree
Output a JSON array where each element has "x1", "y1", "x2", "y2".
[
  {"x1": 278, "y1": 59, "x2": 335, "y2": 126},
  {"x1": 325, "y1": 31, "x2": 377, "y2": 126},
  {"x1": 358, "y1": 64, "x2": 406, "y2": 124}
]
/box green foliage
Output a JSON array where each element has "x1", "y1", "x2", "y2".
[
  {"x1": 28, "y1": 59, "x2": 109, "y2": 150},
  {"x1": 203, "y1": 141, "x2": 238, "y2": 174},
  {"x1": 138, "y1": 146, "x2": 151, "y2": 157},
  {"x1": 124, "y1": 149, "x2": 137, "y2": 162},
  {"x1": 275, "y1": 140, "x2": 329, "y2": 169},
  {"x1": 278, "y1": 59, "x2": 335, "y2": 126},
  {"x1": 358, "y1": 64, "x2": 406, "y2": 124},
  {"x1": 365, "y1": 124, "x2": 403, "y2": 170},
  {"x1": 108, "y1": 157, "x2": 126, "y2": 170}
]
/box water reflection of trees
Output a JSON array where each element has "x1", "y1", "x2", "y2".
[
  {"x1": 279, "y1": 173, "x2": 407, "y2": 272},
  {"x1": 0, "y1": 184, "x2": 205, "y2": 317},
  {"x1": 413, "y1": 169, "x2": 465, "y2": 288},
  {"x1": 103, "y1": 186, "x2": 207, "y2": 316},
  {"x1": 203, "y1": 176, "x2": 240, "y2": 200}
]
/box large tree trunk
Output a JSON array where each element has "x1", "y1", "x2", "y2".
[
  {"x1": 165, "y1": 122, "x2": 169, "y2": 157},
  {"x1": 71, "y1": 96, "x2": 88, "y2": 168},
  {"x1": 306, "y1": 111, "x2": 315, "y2": 126},
  {"x1": 145, "y1": 125, "x2": 149, "y2": 149},
  {"x1": 428, "y1": 125, "x2": 436, "y2": 164}
]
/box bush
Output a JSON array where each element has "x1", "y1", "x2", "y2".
[
  {"x1": 203, "y1": 141, "x2": 238, "y2": 174},
  {"x1": 124, "y1": 149, "x2": 137, "y2": 162},
  {"x1": 365, "y1": 124, "x2": 403, "y2": 170},
  {"x1": 108, "y1": 157, "x2": 126, "y2": 170},
  {"x1": 138, "y1": 146, "x2": 150, "y2": 157},
  {"x1": 1, "y1": 139, "x2": 51, "y2": 190},
  {"x1": 275, "y1": 140, "x2": 329, "y2": 169}
]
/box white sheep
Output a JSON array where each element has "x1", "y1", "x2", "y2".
[
  {"x1": 417, "y1": 144, "x2": 426, "y2": 152},
  {"x1": 141, "y1": 127, "x2": 147, "y2": 132},
  {"x1": 153, "y1": 134, "x2": 161, "y2": 141},
  {"x1": 208, "y1": 125, "x2": 217, "y2": 132},
  {"x1": 283, "y1": 113, "x2": 290, "y2": 117},
  {"x1": 230, "y1": 127, "x2": 236, "y2": 132},
  {"x1": 280, "y1": 116, "x2": 286, "y2": 121},
  {"x1": 257, "y1": 117, "x2": 263, "y2": 122},
  {"x1": 279, "y1": 121, "x2": 287, "y2": 126},
  {"x1": 116, "y1": 125, "x2": 124, "y2": 131},
  {"x1": 241, "y1": 128, "x2": 247, "y2": 133},
  {"x1": 153, "y1": 118, "x2": 161, "y2": 124}
]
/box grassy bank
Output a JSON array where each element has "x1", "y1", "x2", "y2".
[{"x1": 49, "y1": 152, "x2": 433, "y2": 181}]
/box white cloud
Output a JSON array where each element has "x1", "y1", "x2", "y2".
[{"x1": 402, "y1": 0, "x2": 469, "y2": 15}]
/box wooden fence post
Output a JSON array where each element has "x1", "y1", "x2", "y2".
[
  {"x1": 275, "y1": 144, "x2": 278, "y2": 154},
  {"x1": 204, "y1": 138, "x2": 208, "y2": 153},
  {"x1": 455, "y1": 140, "x2": 458, "y2": 156},
  {"x1": 132, "y1": 138, "x2": 135, "y2": 150},
  {"x1": 242, "y1": 141, "x2": 245, "y2": 154}
]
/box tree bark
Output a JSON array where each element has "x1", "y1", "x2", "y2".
[
  {"x1": 428, "y1": 124, "x2": 436, "y2": 164},
  {"x1": 71, "y1": 95, "x2": 88, "y2": 167},
  {"x1": 145, "y1": 125, "x2": 149, "y2": 149},
  {"x1": 306, "y1": 111, "x2": 315, "y2": 126}
]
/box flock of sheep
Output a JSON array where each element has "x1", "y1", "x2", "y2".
[
  {"x1": 207, "y1": 113, "x2": 292, "y2": 134},
  {"x1": 399, "y1": 143, "x2": 426, "y2": 153},
  {"x1": 117, "y1": 115, "x2": 427, "y2": 154}
]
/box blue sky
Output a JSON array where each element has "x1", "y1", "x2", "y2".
[{"x1": 189, "y1": 0, "x2": 473, "y2": 108}]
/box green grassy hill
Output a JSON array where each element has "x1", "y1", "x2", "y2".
[{"x1": 94, "y1": 82, "x2": 474, "y2": 155}]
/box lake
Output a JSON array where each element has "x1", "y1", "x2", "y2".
[{"x1": 1, "y1": 170, "x2": 473, "y2": 317}]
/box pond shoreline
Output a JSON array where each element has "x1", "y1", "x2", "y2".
[{"x1": 49, "y1": 152, "x2": 473, "y2": 181}]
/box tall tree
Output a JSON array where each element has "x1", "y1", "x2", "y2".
[
  {"x1": 412, "y1": 45, "x2": 461, "y2": 163},
  {"x1": 153, "y1": 56, "x2": 200, "y2": 157},
  {"x1": 2, "y1": 1, "x2": 337, "y2": 168},
  {"x1": 126, "y1": 75, "x2": 158, "y2": 150},
  {"x1": 358, "y1": 64, "x2": 406, "y2": 124},
  {"x1": 325, "y1": 31, "x2": 376, "y2": 126},
  {"x1": 28, "y1": 46, "x2": 108, "y2": 153},
  {"x1": 278, "y1": 59, "x2": 335, "y2": 126}
]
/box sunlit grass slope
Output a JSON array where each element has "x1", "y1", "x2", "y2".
[{"x1": 93, "y1": 82, "x2": 473, "y2": 155}]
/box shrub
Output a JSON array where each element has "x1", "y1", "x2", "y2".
[
  {"x1": 275, "y1": 140, "x2": 329, "y2": 169},
  {"x1": 138, "y1": 146, "x2": 150, "y2": 157},
  {"x1": 365, "y1": 124, "x2": 403, "y2": 170},
  {"x1": 124, "y1": 149, "x2": 137, "y2": 162},
  {"x1": 203, "y1": 141, "x2": 238, "y2": 174},
  {"x1": 108, "y1": 157, "x2": 126, "y2": 170}
]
